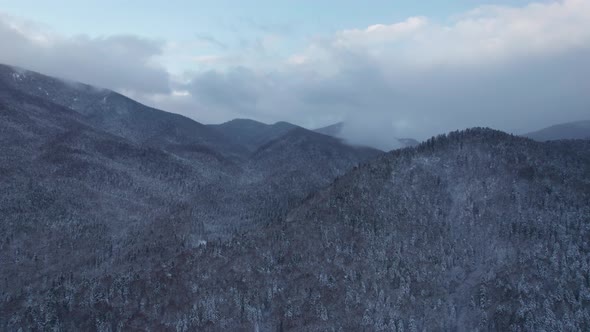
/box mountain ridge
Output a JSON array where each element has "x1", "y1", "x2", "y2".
[
  {"x1": 0, "y1": 63, "x2": 249, "y2": 161},
  {"x1": 2, "y1": 63, "x2": 590, "y2": 330},
  {"x1": 208, "y1": 118, "x2": 299, "y2": 152},
  {"x1": 524, "y1": 120, "x2": 590, "y2": 141}
]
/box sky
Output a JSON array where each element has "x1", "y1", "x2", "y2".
[{"x1": 0, "y1": 0, "x2": 589, "y2": 145}]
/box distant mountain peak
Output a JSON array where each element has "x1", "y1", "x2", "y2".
[
  {"x1": 411, "y1": 127, "x2": 522, "y2": 150},
  {"x1": 208, "y1": 119, "x2": 299, "y2": 152},
  {"x1": 524, "y1": 120, "x2": 590, "y2": 141},
  {"x1": 223, "y1": 118, "x2": 266, "y2": 126}
]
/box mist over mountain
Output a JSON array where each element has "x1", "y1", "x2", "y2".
[
  {"x1": 524, "y1": 120, "x2": 590, "y2": 142},
  {"x1": 314, "y1": 122, "x2": 345, "y2": 137},
  {"x1": 1, "y1": 63, "x2": 590, "y2": 331},
  {"x1": 314, "y1": 121, "x2": 420, "y2": 150}
]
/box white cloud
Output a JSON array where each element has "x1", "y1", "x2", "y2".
[
  {"x1": 292, "y1": 0, "x2": 590, "y2": 68},
  {"x1": 334, "y1": 16, "x2": 428, "y2": 48}
]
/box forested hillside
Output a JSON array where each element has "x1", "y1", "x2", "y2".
[
  {"x1": 1, "y1": 65, "x2": 589, "y2": 331},
  {"x1": 0, "y1": 64, "x2": 381, "y2": 330}
]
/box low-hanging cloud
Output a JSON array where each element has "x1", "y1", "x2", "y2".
[
  {"x1": 0, "y1": 13, "x2": 170, "y2": 95},
  {"x1": 178, "y1": 0, "x2": 590, "y2": 145}
]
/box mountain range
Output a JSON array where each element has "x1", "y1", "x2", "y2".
[{"x1": 1, "y1": 64, "x2": 589, "y2": 331}]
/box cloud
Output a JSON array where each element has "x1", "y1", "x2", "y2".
[
  {"x1": 189, "y1": 67, "x2": 261, "y2": 111},
  {"x1": 319, "y1": 0, "x2": 590, "y2": 66},
  {"x1": 0, "y1": 13, "x2": 170, "y2": 95},
  {"x1": 176, "y1": 0, "x2": 590, "y2": 147},
  {"x1": 1, "y1": 1, "x2": 589, "y2": 148},
  {"x1": 333, "y1": 16, "x2": 428, "y2": 49}
]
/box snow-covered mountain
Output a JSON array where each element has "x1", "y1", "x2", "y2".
[
  {"x1": 0, "y1": 64, "x2": 248, "y2": 161},
  {"x1": 2, "y1": 64, "x2": 590, "y2": 331}
]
